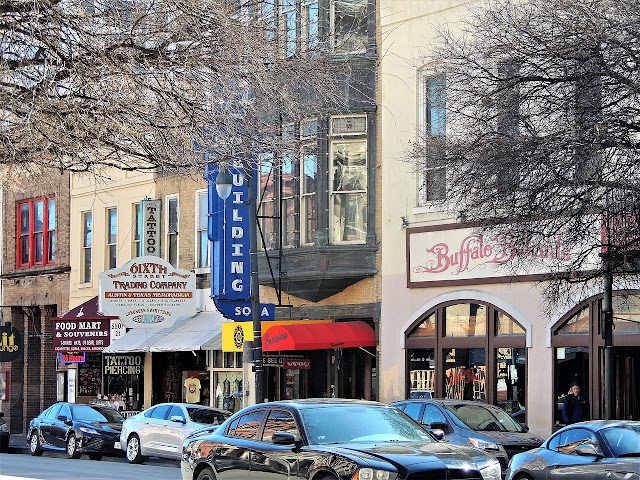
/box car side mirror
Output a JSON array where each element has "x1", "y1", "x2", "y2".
[
  {"x1": 429, "y1": 422, "x2": 449, "y2": 433},
  {"x1": 57, "y1": 415, "x2": 71, "y2": 424},
  {"x1": 575, "y1": 444, "x2": 601, "y2": 457},
  {"x1": 170, "y1": 415, "x2": 186, "y2": 424},
  {"x1": 271, "y1": 432, "x2": 300, "y2": 447},
  {"x1": 430, "y1": 429, "x2": 445, "y2": 440}
]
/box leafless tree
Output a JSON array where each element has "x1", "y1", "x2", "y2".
[
  {"x1": 411, "y1": 0, "x2": 640, "y2": 309},
  {"x1": 0, "y1": 0, "x2": 353, "y2": 179}
]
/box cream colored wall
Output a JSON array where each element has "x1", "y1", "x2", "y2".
[
  {"x1": 379, "y1": 0, "x2": 555, "y2": 438},
  {"x1": 69, "y1": 169, "x2": 156, "y2": 308}
]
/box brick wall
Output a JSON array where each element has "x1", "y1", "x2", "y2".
[{"x1": 1, "y1": 173, "x2": 71, "y2": 433}]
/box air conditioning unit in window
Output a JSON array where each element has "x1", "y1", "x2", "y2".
[{"x1": 331, "y1": 116, "x2": 367, "y2": 136}]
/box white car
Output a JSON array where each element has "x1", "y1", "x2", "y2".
[{"x1": 120, "y1": 403, "x2": 230, "y2": 463}]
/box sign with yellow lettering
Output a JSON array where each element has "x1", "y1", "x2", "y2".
[
  {"x1": 0, "y1": 324, "x2": 22, "y2": 362},
  {"x1": 222, "y1": 320, "x2": 331, "y2": 352}
]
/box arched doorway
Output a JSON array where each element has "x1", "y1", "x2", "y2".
[
  {"x1": 552, "y1": 292, "x2": 640, "y2": 425},
  {"x1": 405, "y1": 301, "x2": 527, "y2": 422}
]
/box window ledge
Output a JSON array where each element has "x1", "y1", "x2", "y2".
[
  {"x1": 194, "y1": 267, "x2": 209, "y2": 275},
  {"x1": 413, "y1": 201, "x2": 449, "y2": 215}
]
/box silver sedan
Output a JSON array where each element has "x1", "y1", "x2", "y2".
[{"x1": 120, "y1": 403, "x2": 230, "y2": 463}]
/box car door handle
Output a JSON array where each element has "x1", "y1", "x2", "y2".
[{"x1": 215, "y1": 446, "x2": 223, "y2": 454}]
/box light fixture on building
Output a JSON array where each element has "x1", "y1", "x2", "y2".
[{"x1": 215, "y1": 167, "x2": 232, "y2": 201}]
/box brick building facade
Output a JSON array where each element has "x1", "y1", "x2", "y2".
[{"x1": 0, "y1": 173, "x2": 71, "y2": 434}]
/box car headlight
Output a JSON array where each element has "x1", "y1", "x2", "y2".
[
  {"x1": 479, "y1": 461, "x2": 502, "y2": 480},
  {"x1": 0, "y1": 424, "x2": 8, "y2": 433},
  {"x1": 79, "y1": 427, "x2": 99, "y2": 435},
  {"x1": 469, "y1": 437, "x2": 501, "y2": 451},
  {"x1": 352, "y1": 468, "x2": 398, "y2": 480}
]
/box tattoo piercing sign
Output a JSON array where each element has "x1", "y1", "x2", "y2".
[{"x1": 99, "y1": 256, "x2": 196, "y2": 329}]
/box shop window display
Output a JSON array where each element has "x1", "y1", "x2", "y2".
[
  {"x1": 215, "y1": 373, "x2": 243, "y2": 413},
  {"x1": 444, "y1": 348, "x2": 486, "y2": 400}
]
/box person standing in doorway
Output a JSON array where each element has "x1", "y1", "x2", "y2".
[{"x1": 562, "y1": 382, "x2": 590, "y2": 424}]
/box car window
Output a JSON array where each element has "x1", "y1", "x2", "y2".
[
  {"x1": 443, "y1": 404, "x2": 525, "y2": 433},
  {"x1": 555, "y1": 428, "x2": 599, "y2": 455},
  {"x1": 547, "y1": 433, "x2": 561, "y2": 451},
  {"x1": 187, "y1": 408, "x2": 229, "y2": 426},
  {"x1": 403, "y1": 403, "x2": 423, "y2": 422},
  {"x1": 423, "y1": 405, "x2": 447, "y2": 426},
  {"x1": 228, "y1": 410, "x2": 266, "y2": 440},
  {"x1": 45, "y1": 404, "x2": 62, "y2": 420},
  {"x1": 72, "y1": 405, "x2": 124, "y2": 423},
  {"x1": 58, "y1": 404, "x2": 71, "y2": 420},
  {"x1": 150, "y1": 405, "x2": 171, "y2": 420},
  {"x1": 168, "y1": 405, "x2": 185, "y2": 420},
  {"x1": 601, "y1": 425, "x2": 640, "y2": 457},
  {"x1": 144, "y1": 407, "x2": 156, "y2": 418},
  {"x1": 262, "y1": 410, "x2": 299, "y2": 443},
  {"x1": 301, "y1": 405, "x2": 434, "y2": 445},
  {"x1": 394, "y1": 403, "x2": 406, "y2": 412}
]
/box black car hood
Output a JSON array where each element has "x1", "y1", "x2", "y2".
[
  {"x1": 319, "y1": 442, "x2": 488, "y2": 469},
  {"x1": 478, "y1": 431, "x2": 542, "y2": 445}
]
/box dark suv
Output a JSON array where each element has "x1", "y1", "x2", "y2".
[{"x1": 392, "y1": 399, "x2": 543, "y2": 472}]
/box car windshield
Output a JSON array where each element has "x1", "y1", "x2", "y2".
[
  {"x1": 73, "y1": 405, "x2": 124, "y2": 423},
  {"x1": 300, "y1": 405, "x2": 435, "y2": 445},
  {"x1": 444, "y1": 404, "x2": 525, "y2": 433},
  {"x1": 187, "y1": 408, "x2": 230, "y2": 425},
  {"x1": 601, "y1": 425, "x2": 640, "y2": 457}
]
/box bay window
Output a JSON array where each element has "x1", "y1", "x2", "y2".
[
  {"x1": 17, "y1": 197, "x2": 56, "y2": 267},
  {"x1": 166, "y1": 196, "x2": 179, "y2": 267},
  {"x1": 301, "y1": 146, "x2": 318, "y2": 245},
  {"x1": 281, "y1": 154, "x2": 296, "y2": 246},
  {"x1": 259, "y1": 153, "x2": 276, "y2": 250},
  {"x1": 331, "y1": 0, "x2": 368, "y2": 53}
]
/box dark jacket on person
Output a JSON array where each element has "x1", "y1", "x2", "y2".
[{"x1": 562, "y1": 394, "x2": 590, "y2": 424}]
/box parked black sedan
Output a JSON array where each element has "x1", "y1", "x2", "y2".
[
  {"x1": 0, "y1": 411, "x2": 9, "y2": 453},
  {"x1": 27, "y1": 402, "x2": 124, "y2": 460},
  {"x1": 181, "y1": 398, "x2": 503, "y2": 480},
  {"x1": 506, "y1": 420, "x2": 640, "y2": 480}
]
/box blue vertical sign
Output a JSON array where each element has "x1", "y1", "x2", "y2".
[{"x1": 207, "y1": 160, "x2": 252, "y2": 300}]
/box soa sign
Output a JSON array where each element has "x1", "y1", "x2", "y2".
[{"x1": 215, "y1": 299, "x2": 275, "y2": 321}]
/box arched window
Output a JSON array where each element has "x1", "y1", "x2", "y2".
[{"x1": 405, "y1": 301, "x2": 527, "y2": 421}]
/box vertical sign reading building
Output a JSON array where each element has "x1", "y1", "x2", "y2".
[
  {"x1": 142, "y1": 199, "x2": 161, "y2": 257},
  {"x1": 208, "y1": 161, "x2": 252, "y2": 301}
]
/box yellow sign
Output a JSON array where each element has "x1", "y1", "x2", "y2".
[{"x1": 222, "y1": 320, "x2": 332, "y2": 352}]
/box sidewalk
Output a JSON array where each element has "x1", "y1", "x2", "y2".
[{"x1": 6, "y1": 435, "x2": 28, "y2": 455}]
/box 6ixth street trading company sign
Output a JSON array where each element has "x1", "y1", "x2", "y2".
[{"x1": 99, "y1": 256, "x2": 196, "y2": 329}]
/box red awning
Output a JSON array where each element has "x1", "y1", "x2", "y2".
[
  {"x1": 262, "y1": 321, "x2": 375, "y2": 352},
  {"x1": 56, "y1": 296, "x2": 117, "y2": 319}
]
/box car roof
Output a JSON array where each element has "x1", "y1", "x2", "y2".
[
  {"x1": 146, "y1": 402, "x2": 229, "y2": 412},
  {"x1": 392, "y1": 399, "x2": 490, "y2": 407},
  {"x1": 556, "y1": 420, "x2": 640, "y2": 431},
  {"x1": 253, "y1": 398, "x2": 389, "y2": 409}
]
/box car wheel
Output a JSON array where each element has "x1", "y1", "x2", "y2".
[
  {"x1": 89, "y1": 453, "x2": 102, "y2": 461},
  {"x1": 29, "y1": 431, "x2": 43, "y2": 456},
  {"x1": 0, "y1": 438, "x2": 8, "y2": 453},
  {"x1": 126, "y1": 434, "x2": 145, "y2": 464},
  {"x1": 514, "y1": 475, "x2": 534, "y2": 480},
  {"x1": 196, "y1": 467, "x2": 216, "y2": 480},
  {"x1": 66, "y1": 433, "x2": 81, "y2": 459}
]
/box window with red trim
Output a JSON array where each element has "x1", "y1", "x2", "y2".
[{"x1": 17, "y1": 197, "x2": 56, "y2": 267}]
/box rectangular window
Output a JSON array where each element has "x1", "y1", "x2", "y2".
[
  {"x1": 262, "y1": 0, "x2": 276, "y2": 40},
  {"x1": 330, "y1": 139, "x2": 367, "y2": 243},
  {"x1": 82, "y1": 211, "x2": 92, "y2": 283},
  {"x1": 331, "y1": 0, "x2": 368, "y2": 53},
  {"x1": 420, "y1": 74, "x2": 447, "y2": 203},
  {"x1": 302, "y1": 0, "x2": 319, "y2": 51},
  {"x1": 281, "y1": 154, "x2": 297, "y2": 247},
  {"x1": 106, "y1": 208, "x2": 117, "y2": 269},
  {"x1": 259, "y1": 153, "x2": 276, "y2": 250},
  {"x1": 197, "y1": 191, "x2": 209, "y2": 269},
  {"x1": 166, "y1": 196, "x2": 179, "y2": 267},
  {"x1": 16, "y1": 197, "x2": 56, "y2": 267},
  {"x1": 301, "y1": 146, "x2": 318, "y2": 245},
  {"x1": 133, "y1": 203, "x2": 141, "y2": 257},
  {"x1": 281, "y1": 0, "x2": 297, "y2": 57}
]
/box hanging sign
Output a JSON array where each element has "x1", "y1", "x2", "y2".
[
  {"x1": 99, "y1": 256, "x2": 196, "y2": 329},
  {"x1": 141, "y1": 199, "x2": 162, "y2": 256},
  {"x1": 0, "y1": 324, "x2": 21, "y2": 362}
]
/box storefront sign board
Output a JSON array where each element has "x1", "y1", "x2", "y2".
[
  {"x1": 59, "y1": 352, "x2": 86, "y2": 364},
  {"x1": 53, "y1": 318, "x2": 111, "y2": 352},
  {"x1": 283, "y1": 358, "x2": 311, "y2": 369},
  {"x1": 222, "y1": 320, "x2": 332, "y2": 352},
  {"x1": 215, "y1": 299, "x2": 275, "y2": 322},
  {"x1": 99, "y1": 256, "x2": 196, "y2": 329},
  {"x1": 408, "y1": 224, "x2": 600, "y2": 287},
  {"x1": 0, "y1": 325, "x2": 21, "y2": 362}
]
